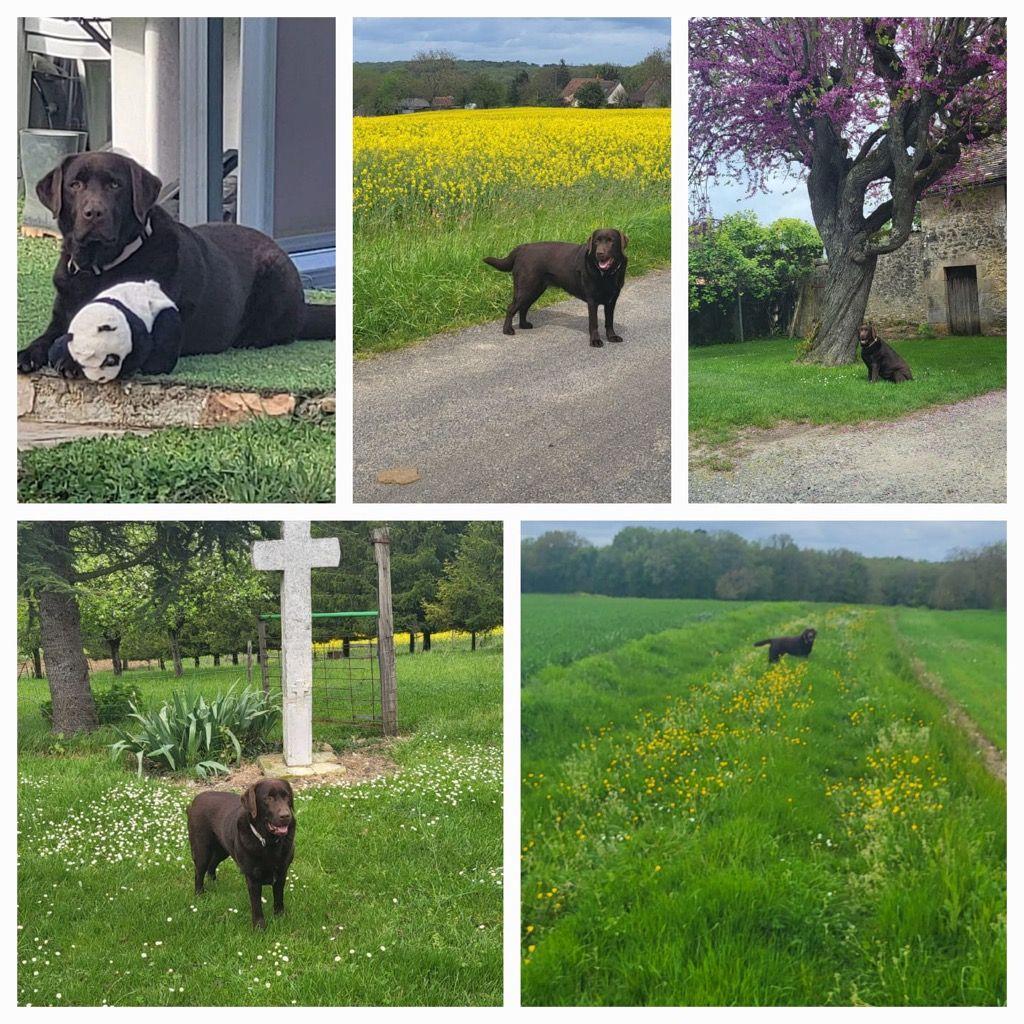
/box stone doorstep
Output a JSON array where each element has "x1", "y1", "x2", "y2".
[
  {"x1": 17, "y1": 373, "x2": 335, "y2": 449},
  {"x1": 256, "y1": 751, "x2": 348, "y2": 780}
]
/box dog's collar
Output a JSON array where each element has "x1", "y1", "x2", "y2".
[
  {"x1": 68, "y1": 219, "x2": 153, "y2": 277},
  {"x1": 249, "y1": 822, "x2": 267, "y2": 847}
]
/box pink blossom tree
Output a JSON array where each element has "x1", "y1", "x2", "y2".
[{"x1": 690, "y1": 17, "x2": 1007, "y2": 364}]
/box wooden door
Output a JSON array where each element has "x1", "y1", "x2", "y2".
[{"x1": 945, "y1": 265, "x2": 981, "y2": 335}]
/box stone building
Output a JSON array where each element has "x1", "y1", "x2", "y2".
[{"x1": 795, "y1": 141, "x2": 1006, "y2": 338}]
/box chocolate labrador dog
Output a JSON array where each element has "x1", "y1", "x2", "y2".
[
  {"x1": 483, "y1": 228, "x2": 628, "y2": 346},
  {"x1": 187, "y1": 778, "x2": 296, "y2": 930},
  {"x1": 16, "y1": 151, "x2": 334, "y2": 376},
  {"x1": 754, "y1": 628, "x2": 817, "y2": 664},
  {"x1": 858, "y1": 323, "x2": 913, "y2": 382}
]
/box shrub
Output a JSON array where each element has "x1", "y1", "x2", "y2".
[
  {"x1": 109, "y1": 684, "x2": 280, "y2": 778},
  {"x1": 40, "y1": 679, "x2": 142, "y2": 726}
]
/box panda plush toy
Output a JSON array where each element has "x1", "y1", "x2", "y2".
[{"x1": 48, "y1": 280, "x2": 182, "y2": 382}]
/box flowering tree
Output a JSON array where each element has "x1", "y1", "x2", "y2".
[{"x1": 690, "y1": 18, "x2": 1007, "y2": 364}]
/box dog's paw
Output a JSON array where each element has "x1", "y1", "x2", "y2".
[
  {"x1": 608, "y1": 333, "x2": 623, "y2": 343},
  {"x1": 503, "y1": 326, "x2": 515, "y2": 336},
  {"x1": 17, "y1": 348, "x2": 44, "y2": 374},
  {"x1": 520, "y1": 320, "x2": 533, "y2": 329},
  {"x1": 590, "y1": 338, "x2": 604, "y2": 347}
]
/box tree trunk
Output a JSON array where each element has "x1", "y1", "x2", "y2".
[
  {"x1": 213, "y1": 653, "x2": 221, "y2": 667},
  {"x1": 39, "y1": 588, "x2": 98, "y2": 733},
  {"x1": 108, "y1": 637, "x2": 122, "y2": 676},
  {"x1": 806, "y1": 249, "x2": 878, "y2": 365},
  {"x1": 169, "y1": 632, "x2": 183, "y2": 677},
  {"x1": 471, "y1": 630, "x2": 477, "y2": 651},
  {"x1": 342, "y1": 637, "x2": 351, "y2": 659},
  {"x1": 33, "y1": 648, "x2": 43, "y2": 679},
  {"x1": 408, "y1": 631, "x2": 416, "y2": 655},
  {"x1": 231, "y1": 651, "x2": 239, "y2": 666},
  {"x1": 159, "y1": 657, "x2": 166, "y2": 671},
  {"x1": 423, "y1": 629, "x2": 432, "y2": 652}
]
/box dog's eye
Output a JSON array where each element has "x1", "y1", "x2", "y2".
[
  {"x1": 68, "y1": 180, "x2": 84, "y2": 191},
  {"x1": 107, "y1": 181, "x2": 121, "y2": 190},
  {"x1": 101, "y1": 354, "x2": 121, "y2": 367},
  {"x1": 97, "y1": 324, "x2": 117, "y2": 332}
]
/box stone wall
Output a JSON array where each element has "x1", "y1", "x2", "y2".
[{"x1": 794, "y1": 182, "x2": 1006, "y2": 339}]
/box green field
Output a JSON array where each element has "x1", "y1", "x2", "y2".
[
  {"x1": 689, "y1": 337, "x2": 1006, "y2": 446},
  {"x1": 18, "y1": 643, "x2": 502, "y2": 1007},
  {"x1": 521, "y1": 596, "x2": 1006, "y2": 1005}
]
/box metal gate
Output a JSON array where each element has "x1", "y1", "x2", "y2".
[
  {"x1": 945, "y1": 265, "x2": 981, "y2": 335},
  {"x1": 258, "y1": 611, "x2": 383, "y2": 730}
]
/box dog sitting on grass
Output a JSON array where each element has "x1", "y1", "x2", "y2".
[
  {"x1": 754, "y1": 628, "x2": 817, "y2": 664},
  {"x1": 858, "y1": 323, "x2": 913, "y2": 382}
]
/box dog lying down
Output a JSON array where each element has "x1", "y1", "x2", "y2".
[
  {"x1": 754, "y1": 628, "x2": 817, "y2": 664},
  {"x1": 48, "y1": 280, "x2": 180, "y2": 382}
]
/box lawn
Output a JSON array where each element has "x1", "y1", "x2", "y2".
[
  {"x1": 689, "y1": 336, "x2": 1006, "y2": 445},
  {"x1": 18, "y1": 642, "x2": 503, "y2": 1007},
  {"x1": 17, "y1": 228, "x2": 336, "y2": 503},
  {"x1": 354, "y1": 108, "x2": 670, "y2": 354},
  {"x1": 521, "y1": 597, "x2": 1006, "y2": 1005}
]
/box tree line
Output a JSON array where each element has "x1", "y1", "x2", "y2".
[
  {"x1": 19, "y1": 521, "x2": 503, "y2": 734},
  {"x1": 354, "y1": 48, "x2": 670, "y2": 115},
  {"x1": 522, "y1": 528, "x2": 1005, "y2": 610}
]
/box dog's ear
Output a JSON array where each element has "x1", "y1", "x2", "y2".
[
  {"x1": 35, "y1": 155, "x2": 78, "y2": 219},
  {"x1": 585, "y1": 230, "x2": 598, "y2": 255},
  {"x1": 283, "y1": 780, "x2": 294, "y2": 807},
  {"x1": 619, "y1": 231, "x2": 629, "y2": 251},
  {"x1": 129, "y1": 159, "x2": 162, "y2": 225},
  {"x1": 242, "y1": 785, "x2": 259, "y2": 819}
]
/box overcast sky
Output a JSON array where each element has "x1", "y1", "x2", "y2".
[
  {"x1": 354, "y1": 17, "x2": 670, "y2": 66},
  {"x1": 521, "y1": 522, "x2": 1006, "y2": 563}
]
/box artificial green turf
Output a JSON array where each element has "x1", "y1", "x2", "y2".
[
  {"x1": 18, "y1": 418, "x2": 335, "y2": 504},
  {"x1": 689, "y1": 336, "x2": 1007, "y2": 445},
  {"x1": 354, "y1": 182, "x2": 670, "y2": 355},
  {"x1": 522, "y1": 598, "x2": 1006, "y2": 1005},
  {"x1": 17, "y1": 232, "x2": 335, "y2": 392},
  {"x1": 18, "y1": 644, "x2": 502, "y2": 1007}
]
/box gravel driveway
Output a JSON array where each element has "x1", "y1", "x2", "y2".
[
  {"x1": 354, "y1": 269, "x2": 670, "y2": 503},
  {"x1": 689, "y1": 390, "x2": 1006, "y2": 503}
]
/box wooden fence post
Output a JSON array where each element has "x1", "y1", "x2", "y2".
[{"x1": 372, "y1": 527, "x2": 398, "y2": 736}]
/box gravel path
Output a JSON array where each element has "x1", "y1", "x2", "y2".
[
  {"x1": 354, "y1": 270, "x2": 670, "y2": 503},
  {"x1": 689, "y1": 390, "x2": 1006, "y2": 503}
]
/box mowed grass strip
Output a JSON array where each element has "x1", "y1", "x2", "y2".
[
  {"x1": 689, "y1": 337, "x2": 1006, "y2": 445},
  {"x1": 521, "y1": 600, "x2": 1005, "y2": 1006},
  {"x1": 354, "y1": 108, "x2": 670, "y2": 354},
  {"x1": 18, "y1": 645, "x2": 502, "y2": 1007}
]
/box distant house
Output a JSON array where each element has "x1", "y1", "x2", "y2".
[
  {"x1": 398, "y1": 97, "x2": 430, "y2": 113},
  {"x1": 560, "y1": 78, "x2": 627, "y2": 107},
  {"x1": 630, "y1": 77, "x2": 670, "y2": 108},
  {"x1": 430, "y1": 95, "x2": 455, "y2": 110}
]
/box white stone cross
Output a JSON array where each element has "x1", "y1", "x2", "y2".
[{"x1": 252, "y1": 521, "x2": 340, "y2": 767}]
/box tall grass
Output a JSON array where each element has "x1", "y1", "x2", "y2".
[
  {"x1": 689, "y1": 337, "x2": 1006, "y2": 445},
  {"x1": 521, "y1": 599, "x2": 1005, "y2": 1005}
]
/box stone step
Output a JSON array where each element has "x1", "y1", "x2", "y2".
[{"x1": 18, "y1": 372, "x2": 335, "y2": 450}]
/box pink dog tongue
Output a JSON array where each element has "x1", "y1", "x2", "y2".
[
  {"x1": 599, "y1": 258, "x2": 614, "y2": 270},
  {"x1": 269, "y1": 824, "x2": 289, "y2": 835}
]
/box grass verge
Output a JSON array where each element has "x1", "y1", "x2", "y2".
[
  {"x1": 18, "y1": 417, "x2": 335, "y2": 503},
  {"x1": 355, "y1": 183, "x2": 669, "y2": 355},
  {"x1": 689, "y1": 337, "x2": 1006, "y2": 446},
  {"x1": 18, "y1": 644, "x2": 502, "y2": 1007},
  {"x1": 521, "y1": 599, "x2": 1005, "y2": 1005}
]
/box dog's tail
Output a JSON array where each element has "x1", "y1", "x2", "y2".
[
  {"x1": 297, "y1": 303, "x2": 335, "y2": 340},
  {"x1": 753, "y1": 639, "x2": 771, "y2": 647},
  {"x1": 483, "y1": 252, "x2": 516, "y2": 272}
]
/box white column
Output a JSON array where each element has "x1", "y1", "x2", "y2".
[{"x1": 252, "y1": 522, "x2": 340, "y2": 767}]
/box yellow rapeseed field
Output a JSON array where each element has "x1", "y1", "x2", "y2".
[{"x1": 353, "y1": 107, "x2": 670, "y2": 218}]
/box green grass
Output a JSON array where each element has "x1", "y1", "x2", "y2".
[
  {"x1": 17, "y1": 232, "x2": 335, "y2": 391},
  {"x1": 689, "y1": 337, "x2": 1006, "y2": 445},
  {"x1": 18, "y1": 417, "x2": 335, "y2": 503},
  {"x1": 354, "y1": 183, "x2": 669, "y2": 355},
  {"x1": 521, "y1": 597, "x2": 1006, "y2": 1005},
  {"x1": 522, "y1": 594, "x2": 749, "y2": 681},
  {"x1": 889, "y1": 607, "x2": 1007, "y2": 751},
  {"x1": 18, "y1": 643, "x2": 502, "y2": 1007}
]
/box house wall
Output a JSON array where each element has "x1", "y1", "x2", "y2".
[{"x1": 866, "y1": 183, "x2": 1006, "y2": 336}]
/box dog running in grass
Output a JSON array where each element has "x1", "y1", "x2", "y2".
[{"x1": 753, "y1": 628, "x2": 817, "y2": 664}]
